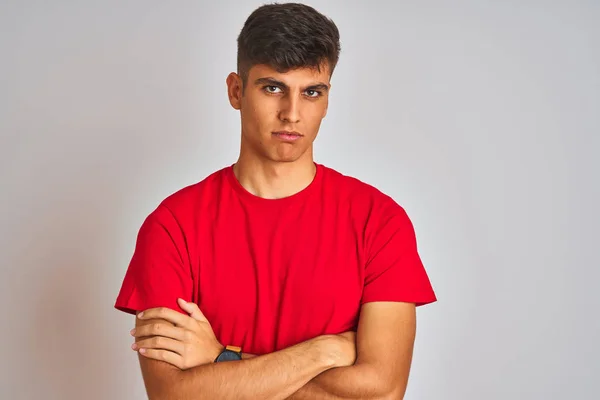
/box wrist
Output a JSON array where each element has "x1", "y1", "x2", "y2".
[
  {"x1": 309, "y1": 335, "x2": 340, "y2": 369},
  {"x1": 212, "y1": 342, "x2": 225, "y2": 362}
]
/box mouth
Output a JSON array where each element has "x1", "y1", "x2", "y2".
[{"x1": 272, "y1": 131, "x2": 303, "y2": 141}]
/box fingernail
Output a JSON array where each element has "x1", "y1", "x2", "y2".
[
  {"x1": 131, "y1": 343, "x2": 138, "y2": 350},
  {"x1": 138, "y1": 312, "x2": 144, "y2": 318},
  {"x1": 130, "y1": 329, "x2": 135, "y2": 336},
  {"x1": 139, "y1": 348, "x2": 146, "y2": 354}
]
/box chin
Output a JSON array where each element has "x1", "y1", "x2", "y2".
[
  {"x1": 271, "y1": 156, "x2": 299, "y2": 163},
  {"x1": 267, "y1": 152, "x2": 302, "y2": 163}
]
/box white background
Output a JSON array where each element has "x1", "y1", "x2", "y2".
[{"x1": 1, "y1": 1, "x2": 598, "y2": 399}]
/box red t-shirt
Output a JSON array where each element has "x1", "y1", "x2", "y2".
[{"x1": 115, "y1": 163, "x2": 436, "y2": 355}]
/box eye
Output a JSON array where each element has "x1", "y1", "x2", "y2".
[
  {"x1": 264, "y1": 85, "x2": 282, "y2": 94},
  {"x1": 305, "y1": 89, "x2": 321, "y2": 98}
]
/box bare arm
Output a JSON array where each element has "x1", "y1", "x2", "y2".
[
  {"x1": 135, "y1": 314, "x2": 352, "y2": 400},
  {"x1": 287, "y1": 302, "x2": 417, "y2": 400}
]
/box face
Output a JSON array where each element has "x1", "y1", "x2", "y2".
[{"x1": 226, "y1": 63, "x2": 331, "y2": 164}]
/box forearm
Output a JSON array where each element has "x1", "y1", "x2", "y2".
[
  {"x1": 287, "y1": 364, "x2": 396, "y2": 400},
  {"x1": 147, "y1": 336, "x2": 336, "y2": 400}
]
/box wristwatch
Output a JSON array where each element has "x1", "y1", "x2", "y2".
[{"x1": 214, "y1": 345, "x2": 242, "y2": 362}]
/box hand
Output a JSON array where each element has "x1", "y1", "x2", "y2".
[
  {"x1": 131, "y1": 298, "x2": 224, "y2": 370},
  {"x1": 331, "y1": 331, "x2": 357, "y2": 367}
]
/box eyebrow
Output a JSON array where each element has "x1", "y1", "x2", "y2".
[{"x1": 254, "y1": 77, "x2": 330, "y2": 92}]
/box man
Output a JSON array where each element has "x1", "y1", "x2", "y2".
[{"x1": 115, "y1": 3, "x2": 436, "y2": 399}]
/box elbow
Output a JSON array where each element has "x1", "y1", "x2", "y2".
[
  {"x1": 352, "y1": 364, "x2": 406, "y2": 400},
  {"x1": 378, "y1": 379, "x2": 408, "y2": 400},
  {"x1": 379, "y1": 392, "x2": 402, "y2": 400},
  {"x1": 141, "y1": 361, "x2": 196, "y2": 400},
  {"x1": 144, "y1": 380, "x2": 183, "y2": 400},
  {"x1": 368, "y1": 387, "x2": 402, "y2": 400},
  {"x1": 377, "y1": 383, "x2": 407, "y2": 400}
]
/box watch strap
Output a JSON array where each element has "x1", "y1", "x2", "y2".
[{"x1": 225, "y1": 345, "x2": 242, "y2": 353}]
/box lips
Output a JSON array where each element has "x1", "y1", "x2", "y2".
[
  {"x1": 272, "y1": 131, "x2": 303, "y2": 141},
  {"x1": 273, "y1": 131, "x2": 302, "y2": 137}
]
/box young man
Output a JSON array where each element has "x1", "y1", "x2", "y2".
[{"x1": 115, "y1": 3, "x2": 436, "y2": 399}]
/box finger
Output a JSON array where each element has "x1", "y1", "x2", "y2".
[
  {"x1": 177, "y1": 298, "x2": 207, "y2": 322},
  {"x1": 132, "y1": 323, "x2": 186, "y2": 341},
  {"x1": 138, "y1": 307, "x2": 191, "y2": 327},
  {"x1": 134, "y1": 336, "x2": 185, "y2": 356},
  {"x1": 138, "y1": 348, "x2": 183, "y2": 369}
]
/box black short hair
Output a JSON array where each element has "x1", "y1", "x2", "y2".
[{"x1": 237, "y1": 2, "x2": 341, "y2": 86}]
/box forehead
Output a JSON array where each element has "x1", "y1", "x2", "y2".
[{"x1": 248, "y1": 63, "x2": 331, "y2": 85}]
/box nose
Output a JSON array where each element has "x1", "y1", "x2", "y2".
[{"x1": 278, "y1": 94, "x2": 300, "y2": 124}]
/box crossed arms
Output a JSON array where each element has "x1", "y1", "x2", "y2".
[{"x1": 131, "y1": 300, "x2": 417, "y2": 400}]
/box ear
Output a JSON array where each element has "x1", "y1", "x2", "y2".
[{"x1": 226, "y1": 72, "x2": 243, "y2": 110}]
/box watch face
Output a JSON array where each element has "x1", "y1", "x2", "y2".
[{"x1": 216, "y1": 350, "x2": 242, "y2": 362}]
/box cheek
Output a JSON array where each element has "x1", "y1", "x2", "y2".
[
  {"x1": 307, "y1": 104, "x2": 327, "y2": 129},
  {"x1": 240, "y1": 102, "x2": 261, "y2": 127},
  {"x1": 244, "y1": 97, "x2": 276, "y2": 126}
]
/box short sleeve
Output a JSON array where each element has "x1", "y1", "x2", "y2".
[
  {"x1": 114, "y1": 205, "x2": 192, "y2": 315},
  {"x1": 362, "y1": 201, "x2": 437, "y2": 306}
]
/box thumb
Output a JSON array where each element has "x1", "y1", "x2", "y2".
[{"x1": 177, "y1": 298, "x2": 206, "y2": 321}]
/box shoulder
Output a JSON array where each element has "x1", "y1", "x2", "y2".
[
  {"x1": 319, "y1": 164, "x2": 415, "y2": 241},
  {"x1": 148, "y1": 166, "x2": 229, "y2": 222},
  {"x1": 320, "y1": 164, "x2": 406, "y2": 217}
]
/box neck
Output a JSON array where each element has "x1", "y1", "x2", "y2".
[{"x1": 233, "y1": 153, "x2": 317, "y2": 200}]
